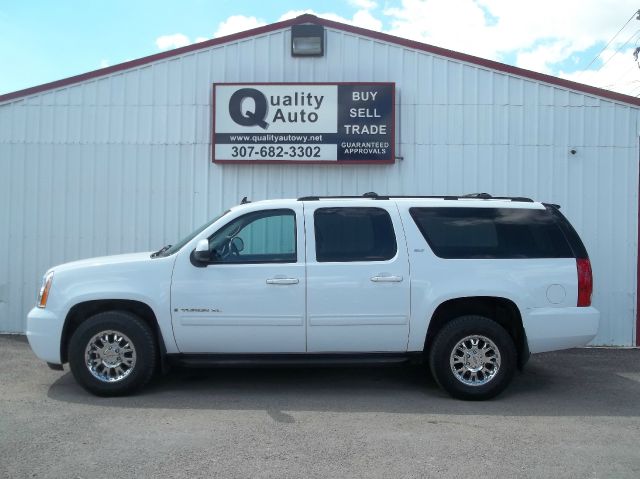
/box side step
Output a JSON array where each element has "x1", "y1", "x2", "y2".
[{"x1": 166, "y1": 352, "x2": 423, "y2": 368}]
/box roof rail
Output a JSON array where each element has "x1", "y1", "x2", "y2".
[
  {"x1": 297, "y1": 192, "x2": 534, "y2": 202},
  {"x1": 297, "y1": 194, "x2": 389, "y2": 201}
]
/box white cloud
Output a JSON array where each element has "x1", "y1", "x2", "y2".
[
  {"x1": 154, "y1": 16, "x2": 266, "y2": 54},
  {"x1": 213, "y1": 15, "x2": 266, "y2": 38},
  {"x1": 516, "y1": 41, "x2": 574, "y2": 74},
  {"x1": 99, "y1": 59, "x2": 110, "y2": 69},
  {"x1": 559, "y1": 48, "x2": 640, "y2": 95},
  {"x1": 383, "y1": 0, "x2": 621, "y2": 60},
  {"x1": 352, "y1": 10, "x2": 383, "y2": 31},
  {"x1": 384, "y1": 0, "x2": 504, "y2": 59},
  {"x1": 155, "y1": 33, "x2": 191, "y2": 51},
  {"x1": 477, "y1": 0, "x2": 636, "y2": 52}
]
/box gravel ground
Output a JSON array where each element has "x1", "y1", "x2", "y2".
[{"x1": 1, "y1": 334, "x2": 639, "y2": 478}]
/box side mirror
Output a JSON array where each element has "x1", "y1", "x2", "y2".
[
  {"x1": 192, "y1": 239, "x2": 210, "y2": 265},
  {"x1": 231, "y1": 236, "x2": 244, "y2": 253}
]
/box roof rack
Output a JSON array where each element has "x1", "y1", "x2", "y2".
[{"x1": 297, "y1": 192, "x2": 534, "y2": 202}]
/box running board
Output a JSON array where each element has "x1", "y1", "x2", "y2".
[{"x1": 166, "y1": 352, "x2": 423, "y2": 368}]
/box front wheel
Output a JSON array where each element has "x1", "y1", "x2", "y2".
[
  {"x1": 429, "y1": 315, "x2": 516, "y2": 400},
  {"x1": 68, "y1": 311, "x2": 157, "y2": 396}
]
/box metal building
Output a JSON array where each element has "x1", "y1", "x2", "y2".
[{"x1": 0, "y1": 14, "x2": 639, "y2": 345}]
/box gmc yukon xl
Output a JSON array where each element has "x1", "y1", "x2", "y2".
[{"x1": 27, "y1": 193, "x2": 599, "y2": 400}]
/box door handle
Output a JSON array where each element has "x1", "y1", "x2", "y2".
[
  {"x1": 266, "y1": 277, "x2": 299, "y2": 285},
  {"x1": 370, "y1": 274, "x2": 403, "y2": 283}
]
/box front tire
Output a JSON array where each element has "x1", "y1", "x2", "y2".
[
  {"x1": 429, "y1": 315, "x2": 516, "y2": 400},
  {"x1": 68, "y1": 311, "x2": 157, "y2": 396}
]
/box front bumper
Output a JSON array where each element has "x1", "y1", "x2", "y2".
[
  {"x1": 26, "y1": 307, "x2": 64, "y2": 364},
  {"x1": 524, "y1": 306, "x2": 600, "y2": 354}
]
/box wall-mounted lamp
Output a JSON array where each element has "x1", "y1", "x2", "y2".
[{"x1": 291, "y1": 24, "x2": 324, "y2": 57}]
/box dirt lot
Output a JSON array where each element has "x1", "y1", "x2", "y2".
[{"x1": 1, "y1": 335, "x2": 639, "y2": 478}]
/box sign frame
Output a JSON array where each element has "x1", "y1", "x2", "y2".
[{"x1": 211, "y1": 82, "x2": 396, "y2": 165}]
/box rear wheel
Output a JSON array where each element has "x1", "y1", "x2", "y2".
[
  {"x1": 429, "y1": 315, "x2": 516, "y2": 400},
  {"x1": 68, "y1": 311, "x2": 157, "y2": 396}
]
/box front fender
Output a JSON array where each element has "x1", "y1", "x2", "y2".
[{"x1": 47, "y1": 255, "x2": 179, "y2": 355}]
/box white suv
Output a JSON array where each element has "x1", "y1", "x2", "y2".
[{"x1": 27, "y1": 193, "x2": 599, "y2": 400}]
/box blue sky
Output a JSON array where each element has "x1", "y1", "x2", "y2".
[{"x1": 1, "y1": 0, "x2": 639, "y2": 96}]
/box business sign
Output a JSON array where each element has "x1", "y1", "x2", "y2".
[{"x1": 212, "y1": 82, "x2": 395, "y2": 164}]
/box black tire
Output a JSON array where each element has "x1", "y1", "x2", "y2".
[
  {"x1": 68, "y1": 311, "x2": 157, "y2": 396},
  {"x1": 428, "y1": 315, "x2": 516, "y2": 400}
]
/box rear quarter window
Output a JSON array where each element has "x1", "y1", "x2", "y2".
[{"x1": 410, "y1": 207, "x2": 573, "y2": 259}]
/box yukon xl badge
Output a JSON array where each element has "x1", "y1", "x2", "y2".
[{"x1": 174, "y1": 308, "x2": 221, "y2": 313}]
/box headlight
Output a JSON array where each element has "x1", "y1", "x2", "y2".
[{"x1": 37, "y1": 271, "x2": 54, "y2": 309}]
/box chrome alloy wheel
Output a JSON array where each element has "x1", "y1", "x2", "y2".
[
  {"x1": 85, "y1": 330, "x2": 137, "y2": 383},
  {"x1": 449, "y1": 335, "x2": 501, "y2": 386}
]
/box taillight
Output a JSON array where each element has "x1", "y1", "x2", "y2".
[{"x1": 576, "y1": 258, "x2": 592, "y2": 307}]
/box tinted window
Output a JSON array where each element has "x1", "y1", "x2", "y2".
[
  {"x1": 314, "y1": 207, "x2": 397, "y2": 262},
  {"x1": 410, "y1": 207, "x2": 573, "y2": 259},
  {"x1": 544, "y1": 204, "x2": 589, "y2": 259},
  {"x1": 209, "y1": 209, "x2": 296, "y2": 263}
]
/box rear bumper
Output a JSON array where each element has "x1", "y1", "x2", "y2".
[
  {"x1": 26, "y1": 307, "x2": 64, "y2": 364},
  {"x1": 524, "y1": 306, "x2": 600, "y2": 354}
]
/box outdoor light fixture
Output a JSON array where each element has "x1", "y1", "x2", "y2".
[{"x1": 291, "y1": 24, "x2": 324, "y2": 57}]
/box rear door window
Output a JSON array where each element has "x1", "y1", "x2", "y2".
[
  {"x1": 314, "y1": 207, "x2": 397, "y2": 262},
  {"x1": 410, "y1": 207, "x2": 573, "y2": 259}
]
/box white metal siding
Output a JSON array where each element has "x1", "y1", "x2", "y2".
[{"x1": 0, "y1": 27, "x2": 638, "y2": 345}]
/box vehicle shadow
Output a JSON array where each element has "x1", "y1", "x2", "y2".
[{"x1": 47, "y1": 349, "x2": 640, "y2": 417}]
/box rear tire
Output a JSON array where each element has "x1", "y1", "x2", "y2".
[
  {"x1": 429, "y1": 315, "x2": 516, "y2": 400},
  {"x1": 68, "y1": 311, "x2": 157, "y2": 396}
]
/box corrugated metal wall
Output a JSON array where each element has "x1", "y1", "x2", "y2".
[{"x1": 0, "y1": 26, "x2": 638, "y2": 344}]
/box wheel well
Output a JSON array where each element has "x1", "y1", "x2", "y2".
[
  {"x1": 60, "y1": 300, "x2": 163, "y2": 363},
  {"x1": 425, "y1": 296, "x2": 528, "y2": 367}
]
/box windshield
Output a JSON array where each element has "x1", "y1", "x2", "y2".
[{"x1": 154, "y1": 210, "x2": 230, "y2": 257}]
